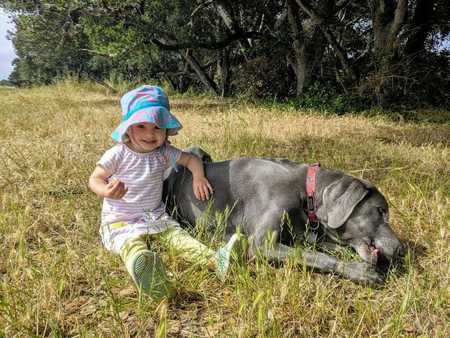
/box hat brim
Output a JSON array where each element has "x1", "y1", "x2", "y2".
[{"x1": 111, "y1": 107, "x2": 182, "y2": 142}]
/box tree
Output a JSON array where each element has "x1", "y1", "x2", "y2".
[
  {"x1": 4, "y1": 1, "x2": 94, "y2": 85},
  {"x1": 1, "y1": 0, "x2": 449, "y2": 109}
]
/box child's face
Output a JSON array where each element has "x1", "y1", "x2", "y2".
[{"x1": 126, "y1": 123, "x2": 167, "y2": 153}]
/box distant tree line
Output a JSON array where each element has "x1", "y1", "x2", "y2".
[{"x1": 2, "y1": 0, "x2": 450, "y2": 110}]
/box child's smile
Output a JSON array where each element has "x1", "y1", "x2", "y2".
[{"x1": 127, "y1": 123, "x2": 167, "y2": 153}]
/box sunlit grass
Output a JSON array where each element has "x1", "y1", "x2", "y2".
[{"x1": 0, "y1": 80, "x2": 449, "y2": 337}]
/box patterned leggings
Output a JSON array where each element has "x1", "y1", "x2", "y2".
[{"x1": 118, "y1": 226, "x2": 216, "y2": 270}]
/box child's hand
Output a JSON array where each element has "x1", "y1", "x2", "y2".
[
  {"x1": 104, "y1": 178, "x2": 128, "y2": 199},
  {"x1": 193, "y1": 176, "x2": 213, "y2": 201},
  {"x1": 177, "y1": 152, "x2": 213, "y2": 201}
]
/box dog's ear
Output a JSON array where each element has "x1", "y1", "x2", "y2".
[
  {"x1": 317, "y1": 177, "x2": 368, "y2": 229},
  {"x1": 183, "y1": 146, "x2": 213, "y2": 163},
  {"x1": 199, "y1": 151, "x2": 213, "y2": 163}
]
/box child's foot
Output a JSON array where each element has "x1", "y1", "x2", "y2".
[
  {"x1": 215, "y1": 233, "x2": 243, "y2": 282},
  {"x1": 130, "y1": 250, "x2": 175, "y2": 300}
]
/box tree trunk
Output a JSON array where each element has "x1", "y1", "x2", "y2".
[
  {"x1": 287, "y1": 0, "x2": 307, "y2": 97},
  {"x1": 217, "y1": 48, "x2": 231, "y2": 96},
  {"x1": 287, "y1": 0, "x2": 327, "y2": 97},
  {"x1": 295, "y1": 0, "x2": 357, "y2": 81},
  {"x1": 183, "y1": 49, "x2": 220, "y2": 95},
  {"x1": 370, "y1": 0, "x2": 409, "y2": 105},
  {"x1": 404, "y1": 0, "x2": 435, "y2": 56},
  {"x1": 371, "y1": 0, "x2": 408, "y2": 62}
]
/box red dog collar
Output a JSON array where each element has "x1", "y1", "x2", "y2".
[{"x1": 306, "y1": 163, "x2": 321, "y2": 223}]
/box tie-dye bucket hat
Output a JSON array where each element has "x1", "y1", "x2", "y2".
[{"x1": 111, "y1": 85, "x2": 182, "y2": 142}]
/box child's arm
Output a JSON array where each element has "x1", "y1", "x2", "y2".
[
  {"x1": 89, "y1": 165, "x2": 127, "y2": 199},
  {"x1": 177, "y1": 153, "x2": 213, "y2": 201}
]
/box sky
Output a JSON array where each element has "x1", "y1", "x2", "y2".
[{"x1": 0, "y1": 9, "x2": 16, "y2": 80}]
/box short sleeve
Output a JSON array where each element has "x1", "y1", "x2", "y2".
[
  {"x1": 160, "y1": 142, "x2": 182, "y2": 170},
  {"x1": 96, "y1": 145, "x2": 122, "y2": 175}
]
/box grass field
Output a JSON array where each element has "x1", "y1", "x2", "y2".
[{"x1": 0, "y1": 81, "x2": 449, "y2": 337}]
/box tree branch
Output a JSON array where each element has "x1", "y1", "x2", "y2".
[
  {"x1": 213, "y1": 0, "x2": 239, "y2": 34},
  {"x1": 191, "y1": 0, "x2": 214, "y2": 19},
  {"x1": 79, "y1": 48, "x2": 115, "y2": 58},
  {"x1": 335, "y1": 0, "x2": 352, "y2": 13},
  {"x1": 295, "y1": 0, "x2": 357, "y2": 80},
  {"x1": 151, "y1": 31, "x2": 261, "y2": 51},
  {"x1": 390, "y1": 0, "x2": 408, "y2": 39},
  {"x1": 183, "y1": 49, "x2": 220, "y2": 95}
]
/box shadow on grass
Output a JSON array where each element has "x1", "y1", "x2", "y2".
[
  {"x1": 53, "y1": 96, "x2": 117, "y2": 108},
  {"x1": 171, "y1": 100, "x2": 231, "y2": 112},
  {"x1": 402, "y1": 239, "x2": 428, "y2": 273},
  {"x1": 374, "y1": 124, "x2": 450, "y2": 148},
  {"x1": 172, "y1": 288, "x2": 205, "y2": 305}
]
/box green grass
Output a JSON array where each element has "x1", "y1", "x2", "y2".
[{"x1": 0, "y1": 80, "x2": 449, "y2": 337}]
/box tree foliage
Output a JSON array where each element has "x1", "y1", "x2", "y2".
[{"x1": 2, "y1": 0, "x2": 449, "y2": 109}]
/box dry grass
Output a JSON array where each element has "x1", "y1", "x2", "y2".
[{"x1": 0, "y1": 81, "x2": 449, "y2": 337}]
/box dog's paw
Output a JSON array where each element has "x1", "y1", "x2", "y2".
[{"x1": 339, "y1": 261, "x2": 385, "y2": 285}]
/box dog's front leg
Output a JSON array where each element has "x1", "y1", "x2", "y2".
[
  {"x1": 248, "y1": 210, "x2": 384, "y2": 284},
  {"x1": 273, "y1": 244, "x2": 384, "y2": 285},
  {"x1": 319, "y1": 242, "x2": 348, "y2": 254},
  {"x1": 333, "y1": 259, "x2": 384, "y2": 284},
  {"x1": 255, "y1": 241, "x2": 384, "y2": 285},
  {"x1": 300, "y1": 247, "x2": 384, "y2": 284},
  {"x1": 259, "y1": 241, "x2": 340, "y2": 274}
]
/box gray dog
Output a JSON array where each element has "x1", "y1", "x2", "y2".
[{"x1": 163, "y1": 147, "x2": 405, "y2": 284}]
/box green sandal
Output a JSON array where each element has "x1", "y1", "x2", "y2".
[
  {"x1": 130, "y1": 250, "x2": 175, "y2": 300},
  {"x1": 215, "y1": 233, "x2": 243, "y2": 282}
]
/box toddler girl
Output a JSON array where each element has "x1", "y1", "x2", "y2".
[{"x1": 89, "y1": 85, "x2": 240, "y2": 300}]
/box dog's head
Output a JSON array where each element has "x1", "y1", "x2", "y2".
[{"x1": 317, "y1": 176, "x2": 405, "y2": 266}]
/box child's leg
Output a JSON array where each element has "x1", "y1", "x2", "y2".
[
  {"x1": 119, "y1": 236, "x2": 175, "y2": 300},
  {"x1": 156, "y1": 226, "x2": 216, "y2": 268},
  {"x1": 157, "y1": 226, "x2": 243, "y2": 281}
]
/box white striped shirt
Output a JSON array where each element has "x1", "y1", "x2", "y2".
[{"x1": 97, "y1": 142, "x2": 181, "y2": 225}]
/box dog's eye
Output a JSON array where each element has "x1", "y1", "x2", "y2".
[
  {"x1": 377, "y1": 207, "x2": 385, "y2": 215},
  {"x1": 377, "y1": 207, "x2": 389, "y2": 223}
]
